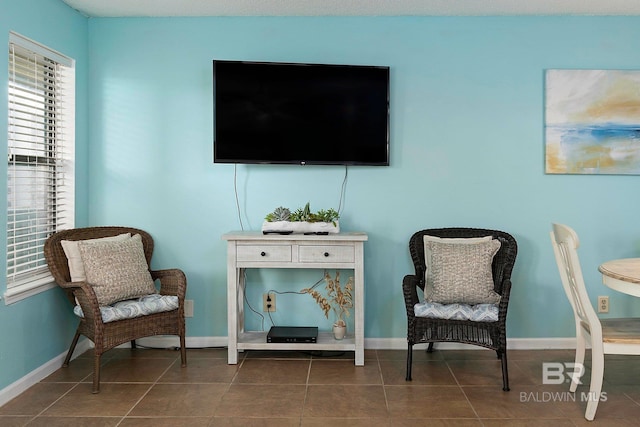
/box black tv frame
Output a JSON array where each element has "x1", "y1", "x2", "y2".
[{"x1": 213, "y1": 59, "x2": 390, "y2": 166}]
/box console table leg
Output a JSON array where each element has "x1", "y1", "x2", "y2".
[{"x1": 227, "y1": 243, "x2": 239, "y2": 364}]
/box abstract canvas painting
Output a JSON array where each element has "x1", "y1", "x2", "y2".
[{"x1": 545, "y1": 70, "x2": 640, "y2": 174}]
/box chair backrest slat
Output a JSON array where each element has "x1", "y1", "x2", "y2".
[{"x1": 550, "y1": 223, "x2": 602, "y2": 339}]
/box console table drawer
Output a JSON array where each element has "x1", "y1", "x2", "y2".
[
  {"x1": 237, "y1": 245, "x2": 292, "y2": 262},
  {"x1": 299, "y1": 245, "x2": 354, "y2": 263}
]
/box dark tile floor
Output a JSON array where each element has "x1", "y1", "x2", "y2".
[{"x1": 1, "y1": 347, "x2": 640, "y2": 426}]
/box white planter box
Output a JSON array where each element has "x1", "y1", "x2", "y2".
[{"x1": 261, "y1": 221, "x2": 340, "y2": 235}]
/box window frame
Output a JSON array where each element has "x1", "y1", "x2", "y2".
[{"x1": 5, "y1": 32, "x2": 75, "y2": 304}]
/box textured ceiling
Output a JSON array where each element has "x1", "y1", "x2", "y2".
[{"x1": 61, "y1": 0, "x2": 640, "y2": 17}]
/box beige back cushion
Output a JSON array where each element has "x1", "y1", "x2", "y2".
[
  {"x1": 423, "y1": 235, "x2": 501, "y2": 304},
  {"x1": 61, "y1": 233, "x2": 131, "y2": 282},
  {"x1": 78, "y1": 234, "x2": 156, "y2": 306}
]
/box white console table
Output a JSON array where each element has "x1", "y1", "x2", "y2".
[{"x1": 222, "y1": 231, "x2": 368, "y2": 365}]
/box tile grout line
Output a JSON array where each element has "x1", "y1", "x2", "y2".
[
  {"x1": 376, "y1": 350, "x2": 393, "y2": 420},
  {"x1": 209, "y1": 355, "x2": 243, "y2": 422},
  {"x1": 27, "y1": 380, "x2": 83, "y2": 421},
  {"x1": 444, "y1": 355, "x2": 483, "y2": 422},
  {"x1": 300, "y1": 358, "x2": 312, "y2": 426},
  {"x1": 114, "y1": 356, "x2": 179, "y2": 426},
  {"x1": 25, "y1": 357, "x2": 102, "y2": 422}
]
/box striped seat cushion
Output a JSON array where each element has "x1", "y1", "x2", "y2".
[
  {"x1": 73, "y1": 294, "x2": 179, "y2": 323},
  {"x1": 414, "y1": 301, "x2": 499, "y2": 322}
]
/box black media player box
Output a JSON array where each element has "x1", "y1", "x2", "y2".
[{"x1": 267, "y1": 326, "x2": 318, "y2": 343}]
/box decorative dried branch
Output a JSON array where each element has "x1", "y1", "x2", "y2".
[{"x1": 303, "y1": 270, "x2": 354, "y2": 326}]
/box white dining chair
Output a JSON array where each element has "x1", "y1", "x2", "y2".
[{"x1": 550, "y1": 223, "x2": 640, "y2": 421}]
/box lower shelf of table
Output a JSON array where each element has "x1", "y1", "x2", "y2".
[{"x1": 235, "y1": 331, "x2": 356, "y2": 351}]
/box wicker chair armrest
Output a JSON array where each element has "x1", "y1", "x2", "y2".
[
  {"x1": 56, "y1": 280, "x2": 82, "y2": 291},
  {"x1": 151, "y1": 268, "x2": 187, "y2": 300},
  {"x1": 68, "y1": 282, "x2": 103, "y2": 324},
  {"x1": 498, "y1": 278, "x2": 512, "y2": 321},
  {"x1": 402, "y1": 275, "x2": 421, "y2": 317}
]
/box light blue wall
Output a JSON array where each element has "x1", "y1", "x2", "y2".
[
  {"x1": 2, "y1": 5, "x2": 640, "y2": 394},
  {"x1": 0, "y1": 1, "x2": 88, "y2": 390},
  {"x1": 87, "y1": 16, "x2": 640, "y2": 341}
]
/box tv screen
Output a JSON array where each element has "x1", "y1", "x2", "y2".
[{"x1": 213, "y1": 60, "x2": 390, "y2": 166}]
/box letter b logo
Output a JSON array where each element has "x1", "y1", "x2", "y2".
[{"x1": 542, "y1": 362, "x2": 584, "y2": 385}]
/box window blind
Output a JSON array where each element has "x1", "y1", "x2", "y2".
[{"x1": 6, "y1": 33, "x2": 75, "y2": 297}]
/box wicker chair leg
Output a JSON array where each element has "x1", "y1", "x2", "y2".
[
  {"x1": 92, "y1": 354, "x2": 101, "y2": 394},
  {"x1": 426, "y1": 342, "x2": 434, "y2": 353},
  {"x1": 406, "y1": 343, "x2": 413, "y2": 381},
  {"x1": 63, "y1": 330, "x2": 81, "y2": 367},
  {"x1": 500, "y1": 351, "x2": 510, "y2": 391},
  {"x1": 131, "y1": 340, "x2": 136, "y2": 349},
  {"x1": 180, "y1": 333, "x2": 187, "y2": 367}
]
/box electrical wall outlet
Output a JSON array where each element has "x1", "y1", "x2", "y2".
[
  {"x1": 184, "y1": 299, "x2": 194, "y2": 317},
  {"x1": 263, "y1": 293, "x2": 276, "y2": 312},
  {"x1": 597, "y1": 296, "x2": 609, "y2": 313}
]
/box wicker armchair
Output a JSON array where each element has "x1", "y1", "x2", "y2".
[
  {"x1": 402, "y1": 227, "x2": 517, "y2": 391},
  {"x1": 44, "y1": 226, "x2": 187, "y2": 393}
]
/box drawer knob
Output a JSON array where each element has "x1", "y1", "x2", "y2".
[
  {"x1": 324, "y1": 252, "x2": 330, "y2": 257},
  {"x1": 260, "y1": 251, "x2": 266, "y2": 257}
]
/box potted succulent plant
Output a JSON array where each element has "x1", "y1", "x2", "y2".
[
  {"x1": 262, "y1": 202, "x2": 340, "y2": 235},
  {"x1": 302, "y1": 271, "x2": 353, "y2": 340}
]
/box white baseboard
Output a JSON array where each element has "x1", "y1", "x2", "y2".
[
  {"x1": 133, "y1": 336, "x2": 577, "y2": 351},
  {"x1": 118, "y1": 336, "x2": 581, "y2": 351},
  {"x1": 132, "y1": 336, "x2": 228, "y2": 349},
  {"x1": 0, "y1": 336, "x2": 577, "y2": 407},
  {"x1": 365, "y1": 337, "x2": 578, "y2": 350}
]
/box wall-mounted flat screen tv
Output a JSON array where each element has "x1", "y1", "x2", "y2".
[{"x1": 213, "y1": 60, "x2": 390, "y2": 166}]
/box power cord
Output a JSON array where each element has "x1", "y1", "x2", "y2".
[
  {"x1": 263, "y1": 274, "x2": 326, "y2": 327},
  {"x1": 242, "y1": 270, "x2": 265, "y2": 330},
  {"x1": 266, "y1": 275, "x2": 325, "y2": 300},
  {"x1": 337, "y1": 165, "x2": 348, "y2": 216},
  {"x1": 234, "y1": 163, "x2": 244, "y2": 230},
  {"x1": 265, "y1": 293, "x2": 274, "y2": 326}
]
